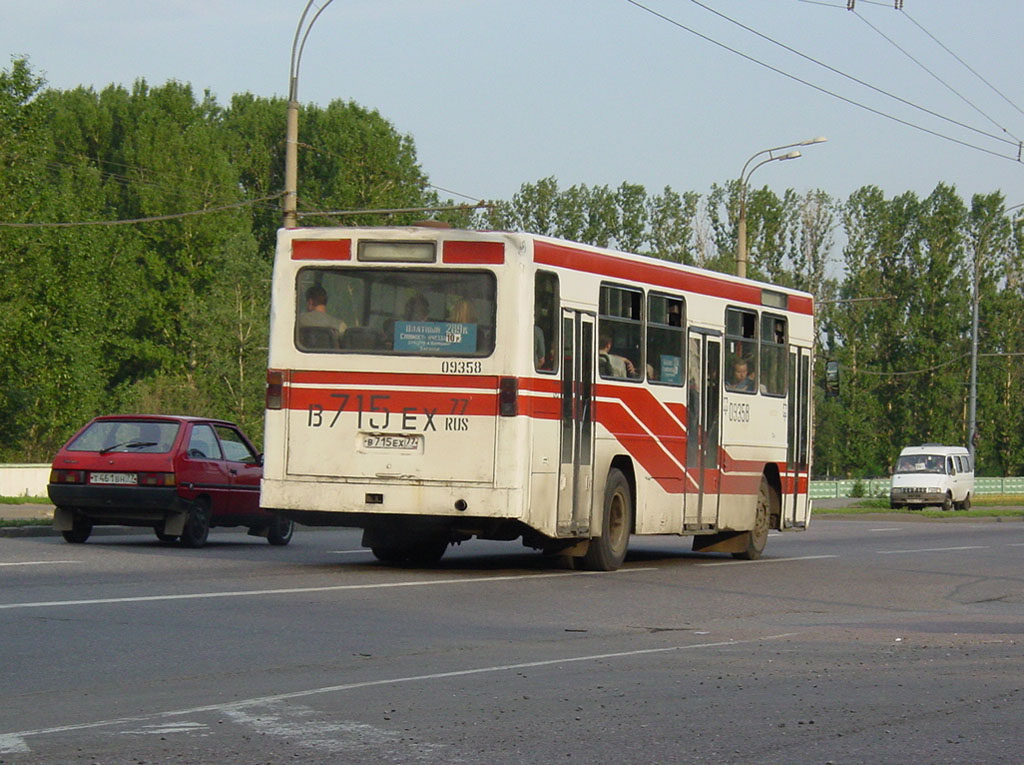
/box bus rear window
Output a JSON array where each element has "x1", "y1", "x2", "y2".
[{"x1": 294, "y1": 268, "x2": 496, "y2": 356}]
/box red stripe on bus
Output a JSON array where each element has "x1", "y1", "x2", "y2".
[
  {"x1": 287, "y1": 386, "x2": 498, "y2": 416},
  {"x1": 291, "y1": 239, "x2": 352, "y2": 260},
  {"x1": 443, "y1": 240, "x2": 505, "y2": 264},
  {"x1": 280, "y1": 371, "x2": 805, "y2": 499},
  {"x1": 534, "y1": 240, "x2": 812, "y2": 315}
]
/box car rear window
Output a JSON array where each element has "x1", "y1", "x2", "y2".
[{"x1": 67, "y1": 421, "x2": 180, "y2": 454}]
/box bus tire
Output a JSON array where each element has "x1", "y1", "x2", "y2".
[
  {"x1": 941, "y1": 492, "x2": 953, "y2": 512},
  {"x1": 958, "y1": 494, "x2": 971, "y2": 511},
  {"x1": 581, "y1": 468, "x2": 632, "y2": 571},
  {"x1": 266, "y1": 516, "x2": 294, "y2": 546},
  {"x1": 406, "y1": 540, "x2": 448, "y2": 566},
  {"x1": 733, "y1": 476, "x2": 771, "y2": 560}
]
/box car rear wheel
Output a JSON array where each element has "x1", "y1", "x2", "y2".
[
  {"x1": 62, "y1": 515, "x2": 93, "y2": 544},
  {"x1": 179, "y1": 499, "x2": 211, "y2": 548}
]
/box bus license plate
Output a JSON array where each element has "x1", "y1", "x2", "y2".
[
  {"x1": 363, "y1": 434, "x2": 420, "y2": 450},
  {"x1": 90, "y1": 472, "x2": 137, "y2": 485}
]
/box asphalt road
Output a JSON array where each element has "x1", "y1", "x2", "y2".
[{"x1": 1, "y1": 519, "x2": 1022, "y2": 764}]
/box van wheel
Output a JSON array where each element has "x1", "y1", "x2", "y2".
[
  {"x1": 580, "y1": 468, "x2": 632, "y2": 571},
  {"x1": 941, "y1": 492, "x2": 953, "y2": 512},
  {"x1": 957, "y1": 494, "x2": 971, "y2": 511}
]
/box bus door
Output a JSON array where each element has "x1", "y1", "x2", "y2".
[
  {"x1": 684, "y1": 330, "x2": 721, "y2": 529},
  {"x1": 556, "y1": 309, "x2": 595, "y2": 536},
  {"x1": 785, "y1": 346, "x2": 812, "y2": 527}
]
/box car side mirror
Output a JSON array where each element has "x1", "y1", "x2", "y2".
[
  {"x1": 824, "y1": 360, "x2": 840, "y2": 398},
  {"x1": 256, "y1": 453, "x2": 264, "y2": 467}
]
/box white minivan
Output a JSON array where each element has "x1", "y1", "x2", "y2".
[{"x1": 889, "y1": 445, "x2": 974, "y2": 511}]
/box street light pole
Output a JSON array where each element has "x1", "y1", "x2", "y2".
[
  {"x1": 283, "y1": 0, "x2": 336, "y2": 229},
  {"x1": 736, "y1": 137, "x2": 826, "y2": 278}
]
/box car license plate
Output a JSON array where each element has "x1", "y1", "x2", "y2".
[
  {"x1": 89, "y1": 472, "x2": 137, "y2": 485},
  {"x1": 363, "y1": 434, "x2": 420, "y2": 450}
]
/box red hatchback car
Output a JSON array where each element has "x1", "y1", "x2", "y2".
[{"x1": 48, "y1": 414, "x2": 293, "y2": 547}]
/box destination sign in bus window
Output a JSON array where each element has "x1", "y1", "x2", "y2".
[{"x1": 393, "y1": 321, "x2": 477, "y2": 353}]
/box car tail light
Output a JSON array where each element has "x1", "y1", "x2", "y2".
[
  {"x1": 139, "y1": 472, "x2": 176, "y2": 487},
  {"x1": 499, "y1": 376, "x2": 518, "y2": 417},
  {"x1": 50, "y1": 469, "x2": 85, "y2": 484},
  {"x1": 266, "y1": 369, "x2": 285, "y2": 410}
]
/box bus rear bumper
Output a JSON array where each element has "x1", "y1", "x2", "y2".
[{"x1": 260, "y1": 478, "x2": 518, "y2": 522}]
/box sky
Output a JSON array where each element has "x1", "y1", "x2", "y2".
[{"x1": 3, "y1": 0, "x2": 1024, "y2": 210}]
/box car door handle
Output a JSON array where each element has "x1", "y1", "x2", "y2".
[{"x1": 229, "y1": 468, "x2": 238, "y2": 476}]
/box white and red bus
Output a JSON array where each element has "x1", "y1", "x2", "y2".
[{"x1": 261, "y1": 226, "x2": 813, "y2": 569}]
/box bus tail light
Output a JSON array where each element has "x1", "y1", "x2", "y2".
[
  {"x1": 266, "y1": 369, "x2": 285, "y2": 410},
  {"x1": 499, "y1": 377, "x2": 518, "y2": 417}
]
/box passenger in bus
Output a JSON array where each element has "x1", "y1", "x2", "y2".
[
  {"x1": 448, "y1": 298, "x2": 477, "y2": 324},
  {"x1": 599, "y1": 334, "x2": 635, "y2": 378},
  {"x1": 297, "y1": 285, "x2": 346, "y2": 348},
  {"x1": 404, "y1": 293, "x2": 430, "y2": 321},
  {"x1": 726, "y1": 357, "x2": 756, "y2": 392}
]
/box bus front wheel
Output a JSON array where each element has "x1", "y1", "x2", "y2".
[{"x1": 580, "y1": 468, "x2": 632, "y2": 571}]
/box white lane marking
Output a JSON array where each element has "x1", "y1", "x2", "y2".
[
  {"x1": 869, "y1": 528, "x2": 902, "y2": 532},
  {"x1": 327, "y1": 550, "x2": 371, "y2": 555},
  {"x1": 1009, "y1": 543, "x2": 1024, "y2": 547},
  {"x1": 121, "y1": 722, "x2": 209, "y2": 736},
  {"x1": 0, "y1": 630, "x2": 802, "y2": 753},
  {"x1": 0, "y1": 561, "x2": 80, "y2": 567},
  {"x1": 0, "y1": 567, "x2": 655, "y2": 611},
  {"x1": 877, "y1": 545, "x2": 988, "y2": 555},
  {"x1": 221, "y1": 703, "x2": 447, "y2": 759},
  {"x1": 698, "y1": 554, "x2": 837, "y2": 567}
]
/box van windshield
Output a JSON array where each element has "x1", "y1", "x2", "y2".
[{"x1": 894, "y1": 454, "x2": 946, "y2": 474}]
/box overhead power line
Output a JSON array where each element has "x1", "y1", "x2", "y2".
[
  {"x1": 852, "y1": 9, "x2": 1023, "y2": 145},
  {"x1": 691, "y1": 0, "x2": 1020, "y2": 150},
  {"x1": 624, "y1": 0, "x2": 1023, "y2": 164},
  {"x1": 900, "y1": 8, "x2": 1024, "y2": 122},
  {"x1": 0, "y1": 194, "x2": 283, "y2": 228}
]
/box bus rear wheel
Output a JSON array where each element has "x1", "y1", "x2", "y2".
[
  {"x1": 371, "y1": 540, "x2": 448, "y2": 566},
  {"x1": 580, "y1": 468, "x2": 632, "y2": 571},
  {"x1": 732, "y1": 476, "x2": 771, "y2": 560}
]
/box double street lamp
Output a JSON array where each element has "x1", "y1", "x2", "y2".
[
  {"x1": 736, "y1": 136, "x2": 827, "y2": 278},
  {"x1": 283, "y1": 0, "x2": 336, "y2": 229}
]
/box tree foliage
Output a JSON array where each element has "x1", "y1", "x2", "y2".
[
  {"x1": 3, "y1": 58, "x2": 1023, "y2": 478},
  {"x1": 0, "y1": 59, "x2": 432, "y2": 459}
]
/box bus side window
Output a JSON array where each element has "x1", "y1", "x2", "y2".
[
  {"x1": 725, "y1": 307, "x2": 758, "y2": 393},
  {"x1": 759, "y1": 313, "x2": 787, "y2": 396},
  {"x1": 534, "y1": 271, "x2": 559, "y2": 372},
  {"x1": 598, "y1": 284, "x2": 643, "y2": 381},
  {"x1": 646, "y1": 294, "x2": 685, "y2": 385}
]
